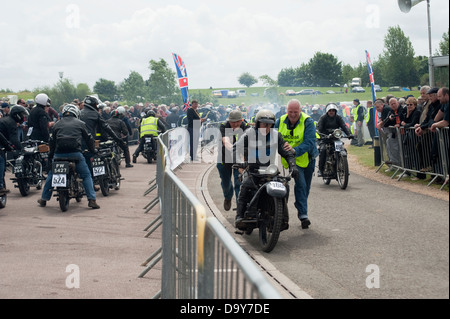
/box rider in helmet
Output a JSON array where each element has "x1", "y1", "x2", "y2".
[
  {"x1": 28, "y1": 93, "x2": 52, "y2": 142},
  {"x1": 80, "y1": 96, "x2": 125, "y2": 173},
  {"x1": 316, "y1": 103, "x2": 353, "y2": 177},
  {"x1": 0, "y1": 105, "x2": 29, "y2": 194},
  {"x1": 37, "y1": 104, "x2": 100, "y2": 209},
  {"x1": 107, "y1": 106, "x2": 134, "y2": 167},
  {"x1": 232, "y1": 109, "x2": 299, "y2": 230},
  {"x1": 132, "y1": 109, "x2": 166, "y2": 163}
]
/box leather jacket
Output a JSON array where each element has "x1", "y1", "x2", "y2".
[{"x1": 80, "y1": 104, "x2": 122, "y2": 144}]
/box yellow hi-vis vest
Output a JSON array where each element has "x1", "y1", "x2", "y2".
[
  {"x1": 140, "y1": 117, "x2": 159, "y2": 138},
  {"x1": 278, "y1": 113, "x2": 310, "y2": 169}
]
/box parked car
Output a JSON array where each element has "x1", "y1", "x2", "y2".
[
  {"x1": 326, "y1": 90, "x2": 336, "y2": 94},
  {"x1": 212, "y1": 90, "x2": 222, "y2": 97},
  {"x1": 374, "y1": 84, "x2": 382, "y2": 92},
  {"x1": 227, "y1": 91, "x2": 237, "y2": 98},
  {"x1": 351, "y1": 77, "x2": 362, "y2": 87},
  {"x1": 352, "y1": 86, "x2": 365, "y2": 93},
  {"x1": 297, "y1": 89, "x2": 316, "y2": 95},
  {"x1": 388, "y1": 86, "x2": 401, "y2": 92},
  {"x1": 285, "y1": 89, "x2": 296, "y2": 96},
  {"x1": 237, "y1": 89, "x2": 246, "y2": 97}
]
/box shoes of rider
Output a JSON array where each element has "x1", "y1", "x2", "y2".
[
  {"x1": 301, "y1": 218, "x2": 311, "y2": 229},
  {"x1": 88, "y1": 200, "x2": 100, "y2": 209},
  {"x1": 37, "y1": 199, "x2": 47, "y2": 207},
  {"x1": 126, "y1": 164, "x2": 134, "y2": 168}
]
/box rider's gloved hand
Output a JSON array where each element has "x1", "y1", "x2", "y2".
[
  {"x1": 290, "y1": 166, "x2": 299, "y2": 180},
  {"x1": 348, "y1": 135, "x2": 355, "y2": 140}
]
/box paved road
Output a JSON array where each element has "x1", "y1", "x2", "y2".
[
  {"x1": 0, "y1": 145, "x2": 162, "y2": 299},
  {"x1": 206, "y1": 163, "x2": 449, "y2": 299}
]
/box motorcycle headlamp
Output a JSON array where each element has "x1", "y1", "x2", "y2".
[
  {"x1": 333, "y1": 129, "x2": 343, "y2": 139},
  {"x1": 258, "y1": 164, "x2": 279, "y2": 176}
]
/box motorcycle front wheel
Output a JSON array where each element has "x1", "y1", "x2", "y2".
[
  {"x1": 337, "y1": 155, "x2": 349, "y2": 190},
  {"x1": 99, "y1": 176, "x2": 110, "y2": 197},
  {"x1": 0, "y1": 194, "x2": 6, "y2": 208},
  {"x1": 18, "y1": 179, "x2": 30, "y2": 197},
  {"x1": 259, "y1": 197, "x2": 284, "y2": 253}
]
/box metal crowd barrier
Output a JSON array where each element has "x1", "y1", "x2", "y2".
[
  {"x1": 376, "y1": 126, "x2": 449, "y2": 189},
  {"x1": 141, "y1": 129, "x2": 282, "y2": 299}
]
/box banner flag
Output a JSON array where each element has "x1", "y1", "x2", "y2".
[
  {"x1": 172, "y1": 53, "x2": 190, "y2": 111},
  {"x1": 365, "y1": 50, "x2": 378, "y2": 136}
]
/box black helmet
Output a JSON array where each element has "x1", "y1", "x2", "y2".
[
  {"x1": 10, "y1": 105, "x2": 29, "y2": 124},
  {"x1": 83, "y1": 95, "x2": 101, "y2": 109},
  {"x1": 146, "y1": 110, "x2": 156, "y2": 117}
]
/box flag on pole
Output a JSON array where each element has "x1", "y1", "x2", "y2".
[
  {"x1": 365, "y1": 50, "x2": 378, "y2": 136},
  {"x1": 172, "y1": 53, "x2": 190, "y2": 111}
]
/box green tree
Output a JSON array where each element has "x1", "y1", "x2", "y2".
[
  {"x1": 75, "y1": 83, "x2": 91, "y2": 101},
  {"x1": 277, "y1": 67, "x2": 297, "y2": 87},
  {"x1": 147, "y1": 59, "x2": 178, "y2": 105},
  {"x1": 308, "y1": 52, "x2": 342, "y2": 87},
  {"x1": 121, "y1": 71, "x2": 146, "y2": 103},
  {"x1": 238, "y1": 72, "x2": 258, "y2": 87},
  {"x1": 437, "y1": 28, "x2": 449, "y2": 55},
  {"x1": 380, "y1": 25, "x2": 416, "y2": 87},
  {"x1": 94, "y1": 78, "x2": 117, "y2": 101}
]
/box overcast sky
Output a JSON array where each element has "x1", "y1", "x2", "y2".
[{"x1": 1, "y1": 0, "x2": 448, "y2": 93}]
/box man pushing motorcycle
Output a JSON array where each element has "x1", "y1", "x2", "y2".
[{"x1": 275, "y1": 99, "x2": 318, "y2": 229}]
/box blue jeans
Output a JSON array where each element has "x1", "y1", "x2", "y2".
[
  {"x1": 41, "y1": 152, "x2": 96, "y2": 201},
  {"x1": 216, "y1": 163, "x2": 241, "y2": 203},
  {"x1": 0, "y1": 154, "x2": 5, "y2": 189},
  {"x1": 293, "y1": 159, "x2": 316, "y2": 221}
]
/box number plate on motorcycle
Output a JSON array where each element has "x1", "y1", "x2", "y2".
[
  {"x1": 145, "y1": 137, "x2": 152, "y2": 143},
  {"x1": 269, "y1": 182, "x2": 285, "y2": 190},
  {"x1": 52, "y1": 162, "x2": 69, "y2": 174},
  {"x1": 93, "y1": 166, "x2": 105, "y2": 177},
  {"x1": 14, "y1": 166, "x2": 23, "y2": 174},
  {"x1": 334, "y1": 141, "x2": 344, "y2": 151},
  {"x1": 52, "y1": 174, "x2": 67, "y2": 187}
]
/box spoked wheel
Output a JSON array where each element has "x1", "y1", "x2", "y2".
[
  {"x1": 0, "y1": 194, "x2": 7, "y2": 209},
  {"x1": 99, "y1": 176, "x2": 110, "y2": 197},
  {"x1": 259, "y1": 197, "x2": 284, "y2": 253},
  {"x1": 58, "y1": 190, "x2": 70, "y2": 212},
  {"x1": 337, "y1": 155, "x2": 349, "y2": 189},
  {"x1": 112, "y1": 160, "x2": 121, "y2": 190},
  {"x1": 18, "y1": 179, "x2": 30, "y2": 196}
]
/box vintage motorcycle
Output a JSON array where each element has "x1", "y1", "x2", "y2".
[
  {"x1": 317, "y1": 128, "x2": 350, "y2": 190},
  {"x1": 0, "y1": 147, "x2": 7, "y2": 208},
  {"x1": 233, "y1": 163, "x2": 291, "y2": 253},
  {"x1": 142, "y1": 135, "x2": 158, "y2": 164},
  {"x1": 92, "y1": 140, "x2": 122, "y2": 196},
  {"x1": 11, "y1": 140, "x2": 49, "y2": 196},
  {"x1": 51, "y1": 157, "x2": 85, "y2": 212}
]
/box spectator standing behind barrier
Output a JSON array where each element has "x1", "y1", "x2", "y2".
[
  {"x1": 275, "y1": 99, "x2": 318, "y2": 229},
  {"x1": 366, "y1": 100, "x2": 376, "y2": 147},
  {"x1": 431, "y1": 87, "x2": 449, "y2": 132},
  {"x1": 352, "y1": 99, "x2": 365, "y2": 147},
  {"x1": 415, "y1": 87, "x2": 441, "y2": 137},
  {"x1": 401, "y1": 97, "x2": 421, "y2": 129},
  {"x1": 383, "y1": 98, "x2": 404, "y2": 170},
  {"x1": 217, "y1": 110, "x2": 251, "y2": 212}
]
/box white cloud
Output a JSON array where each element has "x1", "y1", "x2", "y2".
[{"x1": 0, "y1": 0, "x2": 448, "y2": 93}]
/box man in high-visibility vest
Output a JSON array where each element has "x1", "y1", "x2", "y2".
[
  {"x1": 132, "y1": 110, "x2": 166, "y2": 163},
  {"x1": 352, "y1": 98, "x2": 366, "y2": 147},
  {"x1": 275, "y1": 99, "x2": 318, "y2": 230}
]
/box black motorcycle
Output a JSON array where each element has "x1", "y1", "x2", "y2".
[
  {"x1": 51, "y1": 158, "x2": 84, "y2": 212},
  {"x1": 92, "y1": 140, "x2": 121, "y2": 196},
  {"x1": 0, "y1": 147, "x2": 7, "y2": 209},
  {"x1": 234, "y1": 164, "x2": 291, "y2": 253},
  {"x1": 10, "y1": 140, "x2": 49, "y2": 196},
  {"x1": 142, "y1": 135, "x2": 158, "y2": 164},
  {"x1": 317, "y1": 128, "x2": 350, "y2": 190}
]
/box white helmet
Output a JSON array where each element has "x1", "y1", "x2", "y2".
[
  {"x1": 62, "y1": 104, "x2": 80, "y2": 118},
  {"x1": 326, "y1": 103, "x2": 339, "y2": 113},
  {"x1": 35, "y1": 93, "x2": 51, "y2": 106}
]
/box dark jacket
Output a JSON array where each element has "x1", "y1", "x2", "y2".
[
  {"x1": 233, "y1": 127, "x2": 296, "y2": 171},
  {"x1": 218, "y1": 121, "x2": 251, "y2": 165},
  {"x1": 107, "y1": 117, "x2": 129, "y2": 139},
  {"x1": 317, "y1": 113, "x2": 351, "y2": 136},
  {"x1": 0, "y1": 116, "x2": 21, "y2": 151},
  {"x1": 80, "y1": 104, "x2": 121, "y2": 144},
  {"x1": 49, "y1": 115, "x2": 95, "y2": 158},
  {"x1": 28, "y1": 104, "x2": 50, "y2": 142},
  {"x1": 402, "y1": 108, "x2": 421, "y2": 129}
]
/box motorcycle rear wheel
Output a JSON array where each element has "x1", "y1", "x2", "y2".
[
  {"x1": 99, "y1": 176, "x2": 110, "y2": 197},
  {"x1": 337, "y1": 155, "x2": 349, "y2": 190},
  {"x1": 0, "y1": 194, "x2": 6, "y2": 208},
  {"x1": 18, "y1": 179, "x2": 30, "y2": 197},
  {"x1": 58, "y1": 190, "x2": 70, "y2": 212},
  {"x1": 259, "y1": 197, "x2": 284, "y2": 253}
]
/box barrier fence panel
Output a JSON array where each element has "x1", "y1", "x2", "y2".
[
  {"x1": 376, "y1": 126, "x2": 448, "y2": 189},
  {"x1": 148, "y1": 129, "x2": 282, "y2": 299}
]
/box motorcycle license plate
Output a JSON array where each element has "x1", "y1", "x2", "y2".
[
  {"x1": 14, "y1": 166, "x2": 23, "y2": 174},
  {"x1": 92, "y1": 157, "x2": 106, "y2": 177},
  {"x1": 334, "y1": 141, "x2": 344, "y2": 152},
  {"x1": 53, "y1": 162, "x2": 69, "y2": 174},
  {"x1": 52, "y1": 174, "x2": 67, "y2": 187},
  {"x1": 267, "y1": 181, "x2": 287, "y2": 198},
  {"x1": 145, "y1": 138, "x2": 152, "y2": 143}
]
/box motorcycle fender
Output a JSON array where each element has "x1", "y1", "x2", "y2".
[{"x1": 266, "y1": 181, "x2": 287, "y2": 198}]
